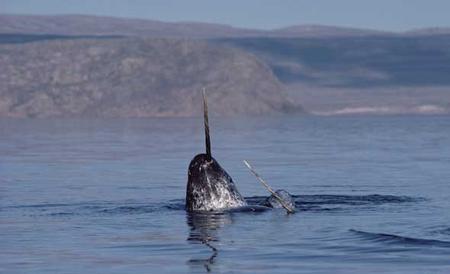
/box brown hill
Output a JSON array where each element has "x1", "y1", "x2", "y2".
[{"x1": 0, "y1": 38, "x2": 301, "y2": 118}]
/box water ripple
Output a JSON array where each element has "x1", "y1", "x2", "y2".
[
  {"x1": 350, "y1": 229, "x2": 450, "y2": 248},
  {"x1": 2, "y1": 194, "x2": 421, "y2": 217}
]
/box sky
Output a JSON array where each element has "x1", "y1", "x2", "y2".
[{"x1": 1, "y1": 0, "x2": 449, "y2": 31}]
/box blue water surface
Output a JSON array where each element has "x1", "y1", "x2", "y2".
[{"x1": 1, "y1": 115, "x2": 450, "y2": 273}]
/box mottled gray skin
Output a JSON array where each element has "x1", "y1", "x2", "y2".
[
  {"x1": 186, "y1": 154, "x2": 247, "y2": 211},
  {"x1": 264, "y1": 189, "x2": 295, "y2": 210}
]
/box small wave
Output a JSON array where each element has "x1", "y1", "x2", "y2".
[
  {"x1": 177, "y1": 194, "x2": 419, "y2": 213},
  {"x1": 99, "y1": 205, "x2": 158, "y2": 214},
  {"x1": 3, "y1": 202, "x2": 161, "y2": 217},
  {"x1": 430, "y1": 227, "x2": 450, "y2": 236},
  {"x1": 295, "y1": 194, "x2": 419, "y2": 205},
  {"x1": 227, "y1": 205, "x2": 270, "y2": 213},
  {"x1": 350, "y1": 229, "x2": 450, "y2": 248},
  {"x1": 5, "y1": 194, "x2": 419, "y2": 217},
  {"x1": 163, "y1": 200, "x2": 186, "y2": 211},
  {"x1": 5, "y1": 203, "x2": 76, "y2": 209},
  {"x1": 162, "y1": 204, "x2": 185, "y2": 211},
  {"x1": 48, "y1": 212, "x2": 76, "y2": 216},
  {"x1": 246, "y1": 194, "x2": 418, "y2": 205},
  {"x1": 246, "y1": 194, "x2": 419, "y2": 212},
  {"x1": 438, "y1": 228, "x2": 450, "y2": 235}
]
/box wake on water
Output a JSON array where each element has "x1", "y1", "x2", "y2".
[{"x1": 3, "y1": 193, "x2": 422, "y2": 217}]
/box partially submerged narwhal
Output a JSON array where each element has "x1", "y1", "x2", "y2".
[
  {"x1": 185, "y1": 90, "x2": 247, "y2": 211},
  {"x1": 185, "y1": 90, "x2": 295, "y2": 213}
]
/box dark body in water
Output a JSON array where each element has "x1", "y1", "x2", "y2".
[
  {"x1": 185, "y1": 91, "x2": 247, "y2": 211},
  {"x1": 186, "y1": 154, "x2": 247, "y2": 211},
  {"x1": 185, "y1": 91, "x2": 295, "y2": 212}
]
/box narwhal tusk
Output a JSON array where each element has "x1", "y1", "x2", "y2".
[
  {"x1": 243, "y1": 160, "x2": 295, "y2": 214},
  {"x1": 202, "y1": 88, "x2": 211, "y2": 160}
]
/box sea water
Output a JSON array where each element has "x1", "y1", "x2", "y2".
[{"x1": 1, "y1": 116, "x2": 449, "y2": 273}]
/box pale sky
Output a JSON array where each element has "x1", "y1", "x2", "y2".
[{"x1": 1, "y1": 0, "x2": 449, "y2": 31}]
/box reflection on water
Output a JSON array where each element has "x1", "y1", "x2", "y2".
[{"x1": 186, "y1": 212, "x2": 232, "y2": 272}]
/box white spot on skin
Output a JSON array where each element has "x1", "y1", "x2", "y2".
[{"x1": 191, "y1": 172, "x2": 247, "y2": 211}]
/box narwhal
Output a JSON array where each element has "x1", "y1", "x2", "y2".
[
  {"x1": 185, "y1": 90, "x2": 247, "y2": 211},
  {"x1": 185, "y1": 90, "x2": 296, "y2": 213}
]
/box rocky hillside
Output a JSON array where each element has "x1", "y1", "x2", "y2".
[
  {"x1": 217, "y1": 36, "x2": 450, "y2": 114},
  {"x1": 0, "y1": 38, "x2": 300, "y2": 118},
  {"x1": 2, "y1": 14, "x2": 450, "y2": 116},
  {"x1": 218, "y1": 36, "x2": 450, "y2": 87}
]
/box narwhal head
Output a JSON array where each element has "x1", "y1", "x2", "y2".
[{"x1": 185, "y1": 90, "x2": 247, "y2": 211}]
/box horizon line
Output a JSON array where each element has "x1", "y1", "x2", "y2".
[{"x1": 2, "y1": 12, "x2": 450, "y2": 34}]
